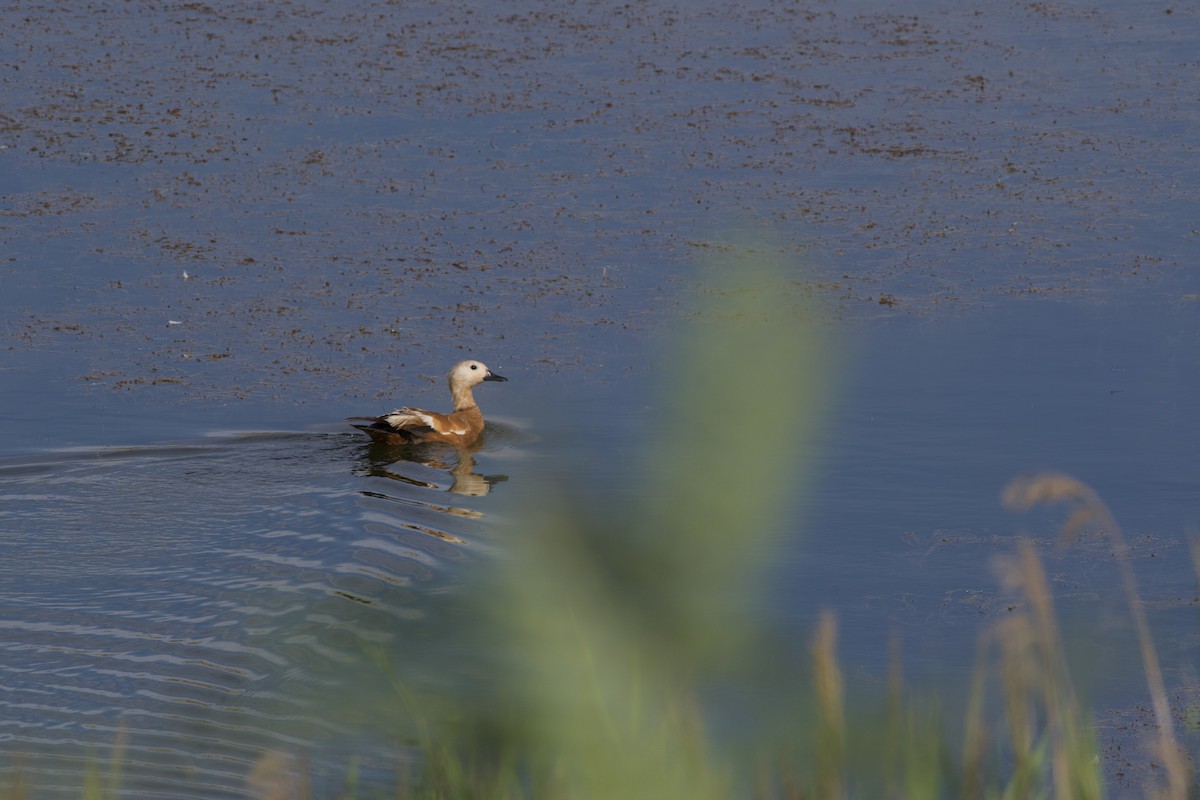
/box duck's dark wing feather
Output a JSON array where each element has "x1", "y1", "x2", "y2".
[{"x1": 347, "y1": 416, "x2": 420, "y2": 444}]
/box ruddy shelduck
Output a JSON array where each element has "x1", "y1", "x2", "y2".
[{"x1": 348, "y1": 360, "x2": 507, "y2": 447}]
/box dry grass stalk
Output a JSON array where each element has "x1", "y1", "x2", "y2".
[
  {"x1": 1003, "y1": 472, "x2": 1193, "y2": 798},
  {"x1": 3, "y1": 757, "x2": 29, "y2": 800},
  {"x1": 995, "y1": 612, "x2": 1041, "y2": 795},
  {"x1": 811, "y1": 610, "x2": 845, "y2": 800},
  {"x1": 247, "y1": 751, "x2": 305, "y2": 800}
]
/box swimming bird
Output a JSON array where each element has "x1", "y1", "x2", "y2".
[{"x1": 348, "y1": 360, "x2": 508, "y2": 447}]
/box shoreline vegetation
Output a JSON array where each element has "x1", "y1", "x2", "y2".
[{"x1": 5, "y1": 255, "x2": 1196, "y2": 798}]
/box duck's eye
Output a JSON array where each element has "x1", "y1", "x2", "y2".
[{"x1": 470, "y1": 364, "x2": 478, "y2": 370}]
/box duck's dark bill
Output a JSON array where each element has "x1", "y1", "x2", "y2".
[{"x1": 484, "y1": 371, "x2": 508, "y2": 382}]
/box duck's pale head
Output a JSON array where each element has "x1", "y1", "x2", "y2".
[{"x1": 449, "y1": 359, "x2": 507, "y2": 391}]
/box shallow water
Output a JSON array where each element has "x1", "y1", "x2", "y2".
[
  {"x1": 3, "y1": 0, "x2": 1200, "y2": 794},
  {"x1": 0, "y1": 426, "x2": 529, "y2": 796},
  {"x1": 791, "y1": 294, "x2": 1200, "y2": 676}
]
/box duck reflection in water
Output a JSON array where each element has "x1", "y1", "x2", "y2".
[{"x1": 358, "y1": 441, "x2": 508, "y2": 497}]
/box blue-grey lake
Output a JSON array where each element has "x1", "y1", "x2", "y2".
[{"x1": 2, "y1": 0, "x2": 1198, "y2": 795}]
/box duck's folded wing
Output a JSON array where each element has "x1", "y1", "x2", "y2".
[
  {"x1": 348, "y1": 410, "x2": 417, "y2": 434},
  {"x1": 388, "y1": 410, "x2": 472, "y2": 434},
  {"x1": 345, "y1": 408, "x2": 435, "y2": 444},
  {"x1": 378, "y1": 407, "x2": 472, "y2": 436}
]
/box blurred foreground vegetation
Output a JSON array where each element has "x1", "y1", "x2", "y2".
[
  {"x1": 321, "y1": 250, "x2": 1191, "y2": 799},
  {"x1": 6, "y1": 250, "x2": 1195, "y2": 799}
]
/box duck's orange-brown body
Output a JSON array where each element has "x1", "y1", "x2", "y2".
[{"x1": 348, "y1": 360, "x2": 507, "y2": 448}]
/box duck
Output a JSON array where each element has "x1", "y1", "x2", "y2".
[{"x1": 348, "y1": 360, "x2": 508, "y2": 447}]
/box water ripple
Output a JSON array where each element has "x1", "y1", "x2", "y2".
[{"x1": 0, "y1": 430, "x2": 511, "y2": 797}]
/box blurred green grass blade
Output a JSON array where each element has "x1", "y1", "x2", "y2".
[{"x1": 484, "y1": 246, "x2": 828, "y2": 799}]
